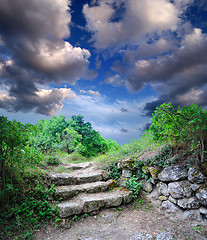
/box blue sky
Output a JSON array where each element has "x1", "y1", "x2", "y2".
[{"x1": 0, "y1": 0, "x2": 207, "y2": 144}]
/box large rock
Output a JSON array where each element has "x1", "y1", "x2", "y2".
[
  {"x1": 158, "y1": 165, "x2": 188, "y2": 182},
  {"x1": 118, "y1": 158, "x2": 136, "y2": 170},
  {"x1": 148, "y1": 166, "x2": 161, "y2": 180},
  {"x1": 130, "y1": 232, "x2": 153, "y2": 240},
  {"x1": 168, "y1": 181, "x2": 193, "y2": 199},
  {"x1": 196, "y1": 186, "x2": 207, "y2": 206},
  {"x1": 177, "y1": 197, "x2": 200, "y2": 209},
  {"x1": 141, "y1": 179, "x2": 153, "y2": 193},
  {"x1": 161, "y1": 200, "x2": 181, "y2": 213},
  {"x1": 157, "y1": 182, "x2": 169, "y2": 196},
  {"x1": 200, "y1": 207, "x2": 207, "y2": 219},
  {"x1": 188, "y1": 166, "x2": 207, "y2": 183},
  {"x1": 184, "y1": 210, "x2": 202, "y2": 221},
  {"x1": 155, "y1": 232, "x2": 176, "y2": 240}
]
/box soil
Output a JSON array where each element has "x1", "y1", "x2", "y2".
[{"x1": 35, "y1": 195, "x2": 207, "y2": 240}]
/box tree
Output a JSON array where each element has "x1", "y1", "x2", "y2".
[{"x1": 150, "y1": 103, "x2": 207, "y2": 162}]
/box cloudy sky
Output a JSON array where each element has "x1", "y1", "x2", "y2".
[{"x1": 0, "y1": 0, "x2": 207, "y2": 144}]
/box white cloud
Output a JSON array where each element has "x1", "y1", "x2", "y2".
[{"x1": 83, "y1": 0, "x2": 179, "y2": 49}]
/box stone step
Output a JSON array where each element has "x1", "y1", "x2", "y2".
[
  {"x1": 57, "y1": 188, "x2": 133, "y2": 218},
  {"x1": 64, "y1": 161, "x2": 93, "y2": 170},
  {"x1": 55, "y1": 179, "x2": 115, "y2": 200},
  {"x1": 48, "y1": 167, "x2": 110, "y2": 186}
]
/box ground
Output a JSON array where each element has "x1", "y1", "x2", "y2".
[{"x1": 35, "y1": 194, "x2": 207, "y2": 240}]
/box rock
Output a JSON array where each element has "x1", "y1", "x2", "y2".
[
  {"x1": 188, "y1": 166, "x2": 207, "y2": 183},
  {"x1": 97, "y1": 209, "x2": 121, "y2": 223},
  {"x1": 184, "y1": 209, "x2": 203, "y2": 221},
  {"x1": 196, "y1": 186, "x2": 207, "y2": 206},
  {"x1": 161, "y1": 200, "x2": 181, "y2": 213},
  {"x1": 117, "y1": 177, "x2": 129, "y2": 188},
  {"x1": 158, "y1": 165, "x2": 188, "y2": 182},
  {"x1": 155, "y1": 232, "x2": 176, "y2": 240},
  {"x1": 159, "y1": 196, "x2": 168, "y2": 201},
  {"x1": 191, "y1": 183, "x2": 201, "y2": 191},
  {"x1": 58, "y1": 218, "x2": 72, "y2": 229},
  {"x1": 168, "y1": 196, "x2": 177, "y2": 205},
  {"x1": 200, "y1": 207, "x2": 207, "y2": 219},
  {"x1": 122, "y1": 169, "x2": 132, "y2": 178},
  {"x1": 141, "y1": 179, "x2": 153, "y2": 193},
  {"x1": 142, "y1": 166, "x2": 150, "y2": 174},
  {"x1": 130, "y1": 232, "x2": 153, "y2": 240},
  {"x1": 168, "y1": 181, "x2": 193, "y2": 199},
  {"x1": 157, "y1": 182, "x2": 169, "y2": 196},
  {"x1": 118, "y1": 158, "x2": 136, "y2": 170},
  {"x1": 177, "y1": 197, "x2": 200, "y2": 209},
  {"x1": 148, "y1": 166, "x2": 161, "y2": 180},
  {"x1": 201, "y1": 162, "x2": 207, "y2": 176}
]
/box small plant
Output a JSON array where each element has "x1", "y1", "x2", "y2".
[
  {"x1": 72, "y1": 215, "x2": 79, "y2": 221},
  {"x1": 46, "y1": 156, "x2": 60, "y2": 166},
  {"x1": 126, "y1": 175, "x2": 142, "y2": 198}
]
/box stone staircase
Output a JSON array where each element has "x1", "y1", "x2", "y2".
[{"x1": 48, "y1": 162, "x2": 133, "y2": 219}]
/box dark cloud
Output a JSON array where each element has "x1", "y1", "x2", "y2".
[
  {"x1": 0, "y1": 0, "x2": 93, "y2": 115},
  {"x1": 120, "y1": 107, "x2": 128, "y2": 112},
  {"x1": 121, "y1": 128, "x2": 128, "y2": 133}
]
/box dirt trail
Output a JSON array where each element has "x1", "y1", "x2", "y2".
[{"x1": 35, "y1": 196, "x2": 207, "y2": 240}]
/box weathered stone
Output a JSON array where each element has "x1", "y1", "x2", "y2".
[
  {"x1": 130, "y1": 232, "x2": 153, "y2": 240},
  {"x1": 200, "y1": 207, "x2": 207, "y2": 219},
  {"x1": 141, "y1": 179, "x2": 153, "y2": 193},
  {"x1": 196, "y1": 186, "x2": 207, "y2": 206},
  {"x1": 158, "y1": 165, "x2": 188, "y2": 182},
  {"x1": 65, "y1": 162, "x2": 93, "y2": 170},
  {"x1": 157, "y1": 182, "x2": 169, "y2": 196},
  {"x1": 155, "y1": 232, "x2": 176, "y2": 240},
  {"x1": 101, "y1": 170, "x2": 110, "y2": 181},
  {"x1": 168, "y1": 196, "x2": 177, "y2": 205},
  {"x1": 168, "y1": 181, "x2": 193, "y2": 199},
  {"x1": 122, "y1": 169, "x2": 132, "y2": 178},
  {"x1": 148, "y1": 166, "x2": 161, "y2": 180},
  {"x1": 55, "y1": 180, "x2": 113, "y2": 200},
  {"x1": 184, "y1": 210, "x2": 203, "y2": 221},
  {"x1": 191, "y1": 183, "x2": 201, "y2": 191},
  {"x1": 116, "y1": 187, "x2": 133, "y2": 204},
  {"x1": 118, "y1": 158, "x2": 136, "y2": 170},
  {"x1": 161, "y1": 200, "x2": 181, "y2": 213},
  {"x1": 58, "y1": 201, "x2": 83, "y2": 218},
  {"x1": 117, "y1": 177, "x2": 129, "y2": 188},
  {"x1": 188, "y1": 166, "x2": 207, "y2": 183},
  {"x1": 142, "y1": 166, "x2": 150, "y2": 174},
  {"x1": 58, "y1": 218, "x2": 72, "y2": 229},
  {"x1": 159, "y1": 196, "x2": 168, "y2": 201},
  {"x1": 177, "y1": 197, "x2": 200, "y2": 209}
]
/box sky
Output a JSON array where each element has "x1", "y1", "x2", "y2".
[{"x1": 0, "y1": 0, "x2": 207, "y2": 144}]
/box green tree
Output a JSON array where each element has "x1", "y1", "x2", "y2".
[{"x1": 150, "y1": 103, "x2": 207, "y2": 162}]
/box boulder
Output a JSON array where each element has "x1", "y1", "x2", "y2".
[
  {"x1": 118, "y1": 158, "x2": 136, "y2": 170},
  {"x1": 159, "y1": 196, "x2": 168, "y2": 201},
  {"x1": 155, "y1": 232, "x2": 176, "y2": 240},
  {"x1": 161, "y1": 200, "x2": 181, "y2": 213},
  {"x1": 141, "y1": 179, "x2": 153, "y2": 193},
  {"x1": 196, "y1": 186, "x2": 207, "y2": 206},
  {"x1": 188, "y1": 166, "x2": 207, "y2": 183},
  {"x1": 200, "y1": 207, "x2": 207, "y2": 219},
  {"x1": 122, "y1": 169, "x2": 132, "y2": 178},
  {"x1": 191, "y1": 183, "x2": 201, "y2": 191},
  {"x1": 177, "y1": 197, "x2": 200, "y2": 209},
  {"x1": 168, "y1": 196, "x2": 177, "y2": 205},
  {"x1": 158, "y1": 165, "x2": 188, "y2": 182},
  {"x1": 168, "y1": 181, "x2": 193, "y2": 199},
  {"x1": 130, "y1": 232, "x2": 153, "y2": 240},
  {"x1": 148, "y1": 166, "x2": 161, "y2": 180},
  {"x1": 184, "y1": 209, "x2": 202, "y2": 221},
  {"x1": 157, "y1": 182, "x2": 169, "y2": 196}
]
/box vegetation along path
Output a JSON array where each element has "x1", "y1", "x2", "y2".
[{"x1": 35, "y1": 162, "x2": 207, "y2": 240}]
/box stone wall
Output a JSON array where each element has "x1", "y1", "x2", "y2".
[{"x1": 117, "y1": 159, "x2": 207, "y2": 223}]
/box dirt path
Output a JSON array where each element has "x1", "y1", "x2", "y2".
[{"x1": 35, "y1": 196, "x2": 207, "y2": 240}]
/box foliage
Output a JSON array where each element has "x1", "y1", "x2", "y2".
[
  {"x1": 150, "y1": 103, "x2": 207, "y2": 162},
  {"x1": 0, "y1": 182, "x2": 57, "y2": 240},
  {"x1": 126, "y1": 175, "x2": 142, "y2": 198}
]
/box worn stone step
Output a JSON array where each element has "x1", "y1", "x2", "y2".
[
  {"x1": 48, "y1": 167, "x2": 110, "y2": 186},
  {"x1": 64, "y1": 161, "x2": 93, "y2": 170},
  {"x1": 55, "y1": 179, "x2": 115, "y2": 200},
  {"x1": 57, "y1": 188, "x2": 133, "y2": 218}
]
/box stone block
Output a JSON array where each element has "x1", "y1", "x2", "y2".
[{"x1": 158, "y1": 165, "x2": 188, "y2": 182}]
